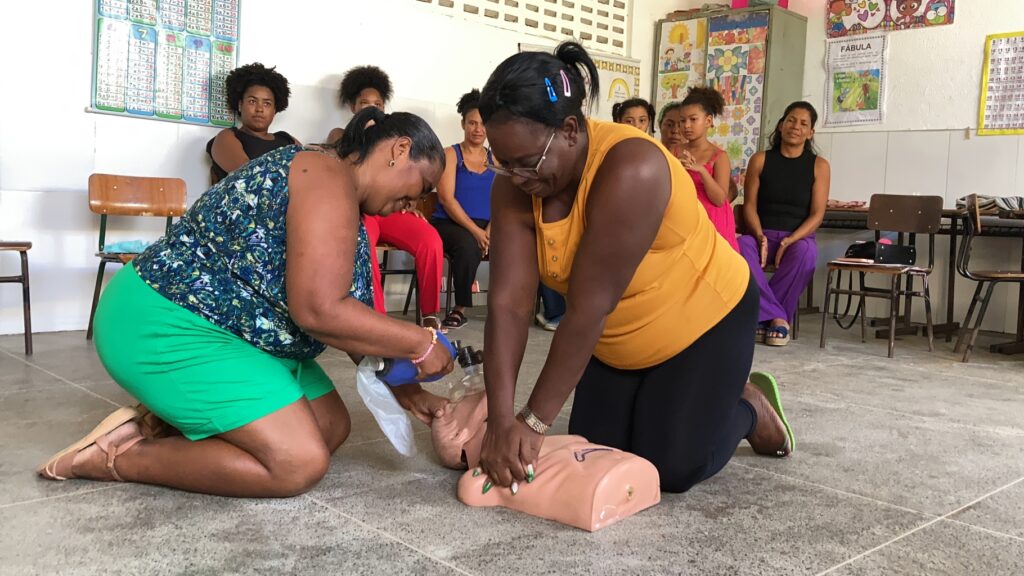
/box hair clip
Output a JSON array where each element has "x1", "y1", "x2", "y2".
[
  {"x1": 560, "y1": 69, "x2": 572, "y2": 98},
  {"x1": 544, "y1": 78, "x2": 558, "y2": 103}
]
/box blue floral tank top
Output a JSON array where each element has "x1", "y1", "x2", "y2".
[{"x1": 133, "y1": 145, "x2": 375, "y2": 360}]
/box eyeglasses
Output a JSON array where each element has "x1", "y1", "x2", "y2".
[{"x1": 486, "y1": 131, "x2": 556, "y2": 180}]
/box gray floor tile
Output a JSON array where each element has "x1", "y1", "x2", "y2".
[
  {"x1": 732, "y1": 395, "x2": 1024, "y2": 515},
  {"x1": 316, "y1": 464, "x2": 925, "y2": 576},
  {"x1": 0, "y1": 484, "x2": 464, "y2": 576},
  {"x1": 948, "y1": 478, "x2": 1024, "y2": 540},
  {"x1": 827, "y1": 520, "x2": 1024, "y2": 576}
]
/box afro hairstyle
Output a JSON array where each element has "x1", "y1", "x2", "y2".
[
  {"x1": 225, "y1": 62, "x2": 290, "y2": 113},
  {"x1": 339, "y1": 65, "x2": 393, "y2": 107}
]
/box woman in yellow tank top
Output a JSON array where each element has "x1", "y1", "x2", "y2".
[{"x1": 476, "y1": 43, "x2": 796, "y2": 493}]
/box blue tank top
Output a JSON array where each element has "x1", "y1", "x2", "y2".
[
  {"x1": 433, "y1": 144, "x2": 494, "y2": 221},
  {"x1": 134, "y1": 145, "x2": 375, "y2": 360}
]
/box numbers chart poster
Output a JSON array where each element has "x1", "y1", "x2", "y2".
[
  {"x1": 92, "y1": 0, "x2": 241, "y2": 126},
  {"x1": 978, "y1": 32, "x2": 1024, "y2": 136}
]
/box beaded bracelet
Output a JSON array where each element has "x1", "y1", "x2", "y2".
[{"x1": 411, "y1": 327, "x2": 438, "y2": 365}]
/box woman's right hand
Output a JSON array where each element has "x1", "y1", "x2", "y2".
[
  {"x1": 472, "y1": 226, "x2": 490, "y2": 255},
  {"x1": 758, "y1": 235, "x2": 769, "y2": 269},
  {"x1": 414, "y1": 329, "x2": 455, "y2": 381}
]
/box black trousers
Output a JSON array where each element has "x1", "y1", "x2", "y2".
[
  {"x1": 568, "y1": 273, "x2": 759, "y2": 493},
  {"x1": 432, "y1": 217, "x2": 489, "y2": 308}
]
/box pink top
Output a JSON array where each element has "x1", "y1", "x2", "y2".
[{"x1": 686, "y1": 150, "x2": 739, "y2": 252}]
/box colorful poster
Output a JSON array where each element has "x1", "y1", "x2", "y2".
[
  {"x1": 519, "y1": 44, "x2": 641, "y2": 122},
  {"x1": 827, "y1": 0, "x2": 954, "y2": 38},
  {"x1": 705, "y1": 12, "x2": 768, "y2": 186},
  {"x1": 91, "y1": 0, "x2": 239, "y2": 126},
  {"x1": 824, "y1": 34, "x2": 888, "y2": 127},
  {"x1": 978, "y1": 32, "x2": 1024, "y2": 136},
  {"x1": 654, "y1": 18, "x2": 708, "y2": 120}
]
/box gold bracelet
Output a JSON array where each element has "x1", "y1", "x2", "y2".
[{"x1": 518, "y1": 405, "x2": 550, "y2": 434}]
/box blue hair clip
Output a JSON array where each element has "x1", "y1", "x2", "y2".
[{"x1": 544, "y1": 78, "x2": 558, "y2": 103}]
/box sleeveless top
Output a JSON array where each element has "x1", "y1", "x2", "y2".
[
  {"x1": 206, "y1": 127, "x2": 297, "y2": 182},
  {"x1": 134, "y1": 145, "x2": 375, "y2": 360},
  {"x1": 433, "y1": 144, "x2": 494, "y2": 221},
  {"x1": 756, "y1": 147, "x2": 817, "y2": 233},
  {"x1": 532, "y1": 120, "x2": 749, "y2": 370},
  {"x1": 686, "y1": 149, "x2": 740, "y2": 252}
]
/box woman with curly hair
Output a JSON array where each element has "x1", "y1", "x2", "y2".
[
  {"x1": 611, "y1": 97, "x2": 656, "y2": 134},
  {"x1": 660, "y1": 87, "x2": 738, "y2": 252},
  {"x1": 430, "y1": 89, "x2": 494, "y2": 328},
  {"x1": 207, "y1": 62, "x2": 299, "y2": 183},
  {"x1": 328, "y1": 66, "x2": 446, "y2": 331}
]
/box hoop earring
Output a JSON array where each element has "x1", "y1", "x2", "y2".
[{"x1": 388, "y1": 160, "x2": 396, "y2": 167}]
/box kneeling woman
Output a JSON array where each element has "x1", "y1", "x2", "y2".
[
  {"x1": 39, "y1": 109, "x2": 454, "y2": 497},
  {"x1": 477, "y1": 43, "x2": 795, "y2": 493}
]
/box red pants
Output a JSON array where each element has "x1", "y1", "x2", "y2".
[{"x1": 364, "y1": 213, "x2": 443, "y2": 316}]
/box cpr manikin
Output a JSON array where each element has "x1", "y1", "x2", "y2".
[{"x1": 430, "y1": 374, "x2": 661, "y2": 531}]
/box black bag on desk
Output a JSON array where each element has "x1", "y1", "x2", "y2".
[{"x1": 844, "y1": 241, "x2": 917, "y2": 265}]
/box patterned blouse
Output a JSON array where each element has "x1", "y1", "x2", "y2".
[{"x1": 134, "y1": 145, "x2": 375, "y2": 360}]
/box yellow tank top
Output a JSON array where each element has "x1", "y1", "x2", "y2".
[{"x1": 533, "y1": 120, "x2": 749, "y2": 369}]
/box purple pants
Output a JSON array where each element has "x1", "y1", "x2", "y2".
[{"x1": 738, "y1": 230, "x2": 816, "y2": 324}]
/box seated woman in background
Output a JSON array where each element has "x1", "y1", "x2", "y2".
[
  {"x1": 611, "y1": 98, "x2": 656, "y2": 134},
  {"x1": 207, "y1": 63, "x2": 299, "y2": 184},
  {"x1": 431, "y1": 89, "x2": 494, "y2": 329},
  {"x1": 39, "y1": 109, "x2": 455, "y2": 497},
  {"x1": 329, "y1": 66, "x2": 445, "y2": 331},
  {"x1": 738, "y1": 102, "x2": 830, "y2": 347},
  {"x1": 660, "y1": 88, "x2": 738, "y2": 251}
]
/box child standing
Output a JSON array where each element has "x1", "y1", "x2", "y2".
[{"x1": 659, "y1": 87, "x2": 738, "y2": 251}]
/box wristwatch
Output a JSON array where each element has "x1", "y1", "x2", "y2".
[{"x1": 518, "y1": 405, "x2": 550, "y2": 435}]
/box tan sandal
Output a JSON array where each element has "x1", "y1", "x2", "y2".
[{"x1": 38, "y1": 406, "x2": 143, "y2": 481}]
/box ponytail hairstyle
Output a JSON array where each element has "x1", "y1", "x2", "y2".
[
  {"x1": 456, "y1": 89, "x2": 482, "y2": 119},
  {"x1": 333, "y1": 107, "x2": 445, "y2": 168},
  {"x1": 680, "y1": 86, "x2": 725, "y2": 117},
  {"x1": 479, "y1": 41, "x2": 599, "y2": 128},
  {"x1": 768, "y1": 101, "x2": 819, "y2": 154}
]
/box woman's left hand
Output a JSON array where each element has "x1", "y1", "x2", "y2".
[
  {"x1": 774, "y1": 236, "x2": 792, "y2": 268},
  {"x1": 478, "y1": 416, "x2": 544, "y2": 488},
  {"x1": 679, "y1": 150, "x2": 699, "y2": 171},
  {"x1": 401, "y1": 208, "x2": 427, "y2": 220}
]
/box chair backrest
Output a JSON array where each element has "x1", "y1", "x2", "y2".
[
  {"x1": 867, "y1": 194, "x2": 943, "y2": 234},
  {"x1": 418, "y1": 191, "x2": 439, "y2": 218},
  {"x1": 88, "y1": 174, "x2": 187, "y2": 218},
  {"x1": 956, "y1": 193, "x2": 982, "y2": 279}
]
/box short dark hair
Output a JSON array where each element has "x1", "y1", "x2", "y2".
[
  {"x1": 657, "y1": 101, "x2": 685, "y2": 127},
  {"x1": 612, "y1": 98, "x2": 656, "y2": 124},
  {"x1": 339, "y1": 65, "x2": 393, "y2": 107},
  {"x1": 681, "y1": 86, "x2": 725, "y2": 117},
  {"x1": 769, "y1": 101, "x2": 819, "y2": 153},
  {"x1": 456, "y1": 89, "x2": 482, "y2": 119},
  {"x1": 479, "y1": 41, "x2": 599, "y2": 128},
  {"x1": 225, "y1": 62, "x2": 290, "y2": 112},
  {"x1": 333, "y1": 107, "x2": 445, "y2": 170}
]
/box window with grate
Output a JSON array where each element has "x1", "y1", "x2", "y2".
[{"x1": 414, "y1": 0, "x2": 631, "y2": 56}]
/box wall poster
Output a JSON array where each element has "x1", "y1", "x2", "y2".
[
  {"x1": 653, "y1": 18, "x2": 708, "y2": 119},
  {"x1": 92, "y1": 0, "x2": 241, "y2": 126},
  {"x1": 978, "y1": 31, "x2": 1024, "y2": 136},
  {"x1": 827, "y1": 0, "x2": 954, "y2": 38},
  {"x1": 824, "y1": 34, "x2": 888, "y2": 127}
]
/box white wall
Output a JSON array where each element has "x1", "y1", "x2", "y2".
[{"x1": 0, "y1": 0, "x2": 679, "y2": 334}]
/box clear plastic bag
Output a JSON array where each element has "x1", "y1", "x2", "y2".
[{"x1": 356, "y1": 357, "x2": 417, "y2": 457}]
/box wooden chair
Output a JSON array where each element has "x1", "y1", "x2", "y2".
[
  {"x1": 953, "y1": 194, "x2": 1024, "y2": 362},
  {"x1": 86, "y1": 174, "x2": 187, "y2": 339},
  {"x1": 819, "y1": 194, "x2": 943, "y2": 358},
  {"x1": 0, "y1": 241, "x2": 32, "y2": 355}
]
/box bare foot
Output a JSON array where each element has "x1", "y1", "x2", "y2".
[
  {"x1": 741, "y1": 383, "x2": 789, "y2": 456},
  {"x1": 70, "y1": 421, "x2": 143, "y2": 480}
]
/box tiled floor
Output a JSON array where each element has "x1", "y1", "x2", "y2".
[{"x1": 1, "y1": 310, "x2": 1023, "y2": 575}]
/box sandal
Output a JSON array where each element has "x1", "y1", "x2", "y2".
[
  {"x1": 134, "y1": 403, "x2": 182, "y2": 439},
  {"x1": 765, "y1": 325, "x2": 790, "y2": 347},
  {"x1": 748, "y1": 372, "x2": 795, "y2": 456},
  {"x1": 442, "y1": 309, "x2": 468, "y2": 329},
  {"x1": 421, "y1": 315, "x2": 448, "y2": 334},
  {"x1": 755, "y1": 323, "x2": 768, "y2": 343},
  {"x1": 38, "y1": 406, "x2": 144, "y2": 481}
]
